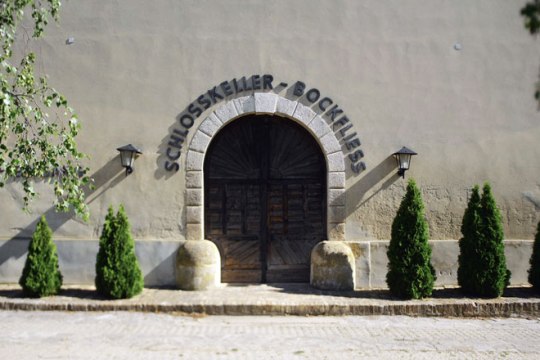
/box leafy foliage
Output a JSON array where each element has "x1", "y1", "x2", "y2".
[
  {"x1": 95, "y1": 206, "x2": 144, "y2": 299},
  {"x1": 528, "y1": 221, "x2": 540, "y2": 290},
  {"x1": 521, "y1": 0, "x2": 540, "y2": 102},
  {"x1": 522, "y1": 0, "x2": 540, "y2": 35},
  {"x1": 458, "y1": 183, "x2": 510, "y2": 298},
  {"x1": 0, "y1": 0, "x2": 90, "y2": 220},
  {"x1": 386, "y1": 179, "x2": 436, "y2": 299},
  {"x1": 19, "y1": 215, "x2": 62, "y2": 297}
]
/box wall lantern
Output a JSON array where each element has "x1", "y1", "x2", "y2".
[
  {"x1": 116, "y1": 144, "x2": 142, "y2": 176},
  {"x1": 393, "y1": 146, "x2": 417, "y2": 178}
]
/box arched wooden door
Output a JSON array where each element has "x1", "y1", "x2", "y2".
[{"x1": 204, "y1": 115, "x2": 326, "y2": 283}]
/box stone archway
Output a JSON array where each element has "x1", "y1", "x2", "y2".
[
  {"x1": 184, "y1": 93, "x2": 346, "y2": 244},
  {"x1": 204, "y1": 114, "x2": 327, "y2": 283}
]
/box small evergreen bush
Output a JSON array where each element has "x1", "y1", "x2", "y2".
[
  {"x1": 457, "y1": 185, "x2": 482, "y2": 293},
  {"x1": 386, "y1": 179, "x2": 436, "y2": 299},
  {"x1": 19, "y1": 216, "x2": 63, "y2": 297},
  {"x1": 458, "y1": 183, "x2": 510, "y2": 298},
  {"x1": 95, "y1": 205, "x2": 143, "y2": 299},
  {"x1": 528, "y1": 221, "x2": 540, "y2": 290}
]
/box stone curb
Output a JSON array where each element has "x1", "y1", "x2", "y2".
[
  {"x1": 1, "y1": 299, "x2": 540, "y2": 317},
  {"x1": 2, "y1": 284, "x2": 540, "y2": 318}
]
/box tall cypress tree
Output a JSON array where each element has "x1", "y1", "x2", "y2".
[
  {"x1": 458, "y1": 183, "x2": 510, "y2": 297},
  {"x1": 95, "y1": 205, "x2": 143, "y2": 299},
  {"x1": 528, "y1": 221, "x2": 540, "y2": 290},
  {"x1": 19, "y1": 216, "x2": 63, "y2": 297},
  {"x1": 458, "y1": 185, "x2": 482, "y2": 292},
  {"x1": 386, "y1": 179, "x2": 436, "y2": 299}
]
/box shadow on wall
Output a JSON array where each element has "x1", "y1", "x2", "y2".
[
  {"x1": 339, "y1": 155, "x2": 400, "y2": 218},
  {"x1": 140, "y1": 248, "x2": 177, "y2": 288},
  {"x1": 0, "y1": 157, "x2": 125, "y2": 268}
]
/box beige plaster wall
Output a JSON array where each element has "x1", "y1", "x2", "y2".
[{"x1": 1, "y1": 0, "x2": 539, "y2": 242}]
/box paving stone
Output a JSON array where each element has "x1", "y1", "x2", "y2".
[{"x1": 3, "y1": 311, "x2": 540, "y2": 359}]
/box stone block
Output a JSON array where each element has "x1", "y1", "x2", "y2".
[
  {"x1": 505, "y1": 240, "x2": 533, "y2": 285},
  {"x1": 430, "y1": 240, "x2": 459, "y2": 287},
  {"x1": 186, "y1": 171, "x2": 202, "y2": 189},
  {"x1": 185, "y1": 150, "x2": 204, "y2": 171},
  {"x1": 292, "y1": 103, "x2": 316, "y2": 125},
  {"x1": 328, "y1": 189, "x2": 345, "y2": 206},
  {"x1": 328, "y1": 223, "x2": 345, "y2": 241},
  {"x1": 327, "y1": 152, "x2": 345, "y2": 172},
  {"x1": 176, "y1": 240, "x2": 221, "y2": 290},
  {"x1": 135, "y1": 241, "x2": 179, "y2": 287},
  {"x1": 311, "y1": 241, "x2": 355, "y2": 290},
  {"x1": 186, "y1": 189, "x2": 203, "y2": 206},
  {"x1": 370, "y1": 241, "x2": 389, "y2": 289},
  {"x1": 214, "y1": 101, "x2": 238, "y2": 124},
  {"x1": 189, "y1": 131, "x2": 211, "y2": 153},
  {"x1": 275, "y1": 97, "x2": 298, "y2": 117},
  {"x1": 233, "y1": 95, "x2": 255, "y2": 114},
  {"x1": 186, "y1": 206, "x2": 203, "y2": 224},
  {"x1": 328, "y1": 205, "x2": 345, "y2": 223},
  {"x1": 328, "y1": 172, "x2": 346, "y2": 189},
  {"x1": 320, "y1": 132, "x2": 341, "y2": 154},
  {"x1": 346, "y1": 241, "x2": 370, "y2": 289},
  {"x1": 308, "y1": 116, "x2": 331, "y2": 138},
  {"x1": 254, "y1": 92, "x2": 278, "y2": 114},
  {"x1": 186, "y1": 224, "x2": 203, "y2": 240},
  {"x1": 198, "y1": 114, "x2": 222, "y2": 137}
]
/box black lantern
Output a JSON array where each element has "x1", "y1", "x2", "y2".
[
  {"x1": 393, "y1": 146, "x2": 417, "y2": 178},
  {"x1": 116, "y1": 144, "x2": 142, "y2": 176}
]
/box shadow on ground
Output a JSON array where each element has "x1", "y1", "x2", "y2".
[
  {"x1": 268, "y1": 283, "x2": 540, "y2": 300},
  {"x1": 0, "y1": 283, "x2": 538, "y2": 301}
]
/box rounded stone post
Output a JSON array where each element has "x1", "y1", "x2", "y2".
[
  {"x1": 311, "y1": 241, "x2": 355, "y2": 291},
  {"x1": 176, "y1": 240, "x2": 221, "y2": 290}
]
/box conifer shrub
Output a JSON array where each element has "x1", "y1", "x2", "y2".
[
  {"x1": 19, "y1": 216, "x2": 63, "y2": 297},
  {"x1": 528, "y1": 221, "x2": 540, "y2": 291},
  {"x1": 386, "y1": 179, "x2": 436, "y2": 299},
  {"x1": 457, "y1": 185, "x2": 482, "y2": 293},
  {"x1": 95, "y1": 205, "x2": 143, "y2": 299},
  {"x1": 458, "y1": 183, "x2": 510, "y2": 298}
]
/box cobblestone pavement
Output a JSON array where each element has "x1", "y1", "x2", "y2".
[{"x1": 1, "y1": 311, "x2": 540, "y2": 359}]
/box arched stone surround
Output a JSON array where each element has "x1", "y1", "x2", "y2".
[{"x1": 185, "y1": 93, "x2": 346, "y2": 242}]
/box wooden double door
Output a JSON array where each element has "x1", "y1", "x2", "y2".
[{"x1": 204, "y1": 115, "x2": 326, "y2": 283}]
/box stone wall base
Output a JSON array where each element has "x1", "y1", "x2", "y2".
[
  {"x1": 0, "y1": 239, "x2": 180, "y2": 287},
  {"x1": 346, "y1": 240, "x2": 534, "y2": 290},
  {"x1": 0, "y1": 239, "x2": 534, "y2": 290}
]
